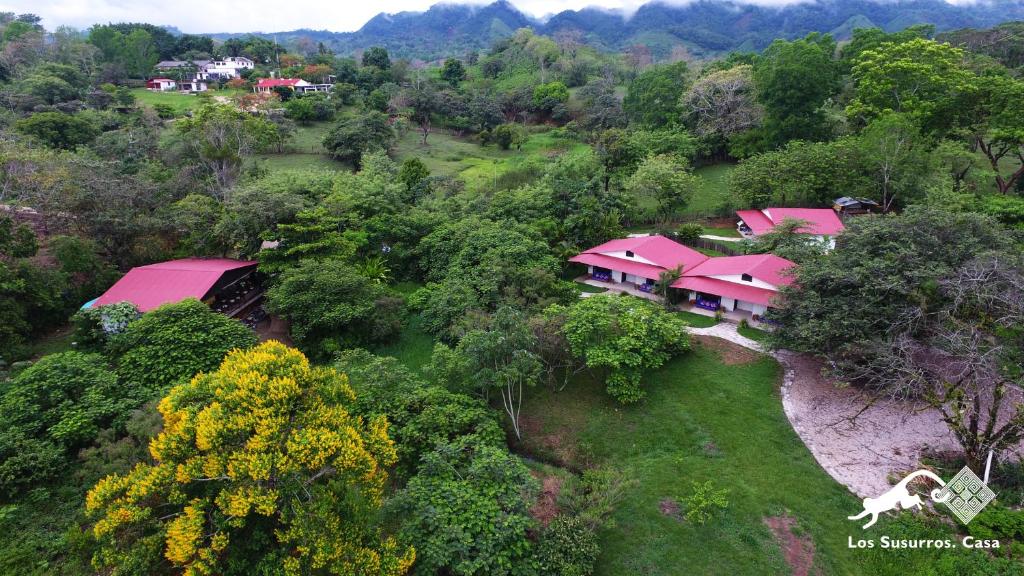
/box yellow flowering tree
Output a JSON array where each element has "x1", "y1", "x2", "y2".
[{"x1": 85, "y1": 341, "x2": 414, "y2": 576}]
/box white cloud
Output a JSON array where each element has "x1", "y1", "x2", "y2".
[{"x1": 2, "y1": 0, "x2": 963, "y2": 34}]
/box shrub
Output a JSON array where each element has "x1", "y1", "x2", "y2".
[
  {"x1": 107, "y1": 299, "x2": 257, "y2": 393},
  {"x1": 72, "y1": 302, "x2": 141, "y2": 351},
  {"x1": 676, "y1": 222, "x2": 704, "y2": 244},
  {"x1": 535, "y1": 516, "x2": 600, "y2": 576},
  {"x1": 683, "y1": 480, "x2": 729, "y2": 524}
]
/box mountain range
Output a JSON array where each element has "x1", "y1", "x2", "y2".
[{"x1": 211, "y1": 0, "x2": 1024, "y2": 60}]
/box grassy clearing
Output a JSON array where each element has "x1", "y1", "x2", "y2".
[
  {"x1": 130, "y1": 88, "x2": 203, "y2": 115},
  {"x1": 26, "y1": 326, "x2": 76, "y2": 359},
  {"x1": 516, "y1": 345, "x2": 887, "y2": 575},
  {"x1": 392, "y1": 129, "x2": 587, "y2": 193},
  {"x1": 675, "y1": 310, "x2": 718, "y2": 328},
  {"x1": 254, "y1": 121, "x2": 350, "y2": 172},
  {"x1": 131, "y1": 88, "x2": 244, "y2": 115},
  {"x1": 577, "y1": 283, "x2": 609, "y2": 294},
  {"x1": 687, "y1": 163, "x2": 736, "y2": 216},
  {"x1": 372, "y1": 314, "x2": 435, "y2": 374}
]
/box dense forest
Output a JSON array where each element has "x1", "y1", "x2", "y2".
[{"x1": 0, "y1": 7, "x2": 1023, "y2": 576}]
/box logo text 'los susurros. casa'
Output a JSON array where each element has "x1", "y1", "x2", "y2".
[
  {"x1": 846, "y1": 465, "x2": 1001, "y2": 550},
  {"x1": 848, "y1": 466, "x2": 995, "y2": 529}
]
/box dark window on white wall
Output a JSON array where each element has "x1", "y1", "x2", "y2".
[
  {"x1": 741, "y1": 273, "x2": 753, "y2": 282},
  {"x1": 625, "y1": 250, "x2": 634, "y2": 257}
]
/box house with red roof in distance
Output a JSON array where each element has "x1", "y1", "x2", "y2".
[
  {"x1": 735, "y1": 207, "x2": 845, "y2": 248},
  {"x1": 84, "y1": 258, "x2": 263, "y2": 317},
  {"x1": 570, "y1": 235, "x2": 796, "y2": 320},
  {"x1": 569, "y1": 235, "x2": 709, "y2": 295},
  {"x1": 254, "y1": 78, "x2": 332, "y2": 94},
  {"x1": 145, "y1": 78, "x2": 177, "y2": 91}
]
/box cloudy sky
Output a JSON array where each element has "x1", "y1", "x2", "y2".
[{"x1": 3, "y1": 0, "x2": 858, "y2": 34}]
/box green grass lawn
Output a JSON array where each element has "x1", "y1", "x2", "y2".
[
  {"x1": 372, "y1": 314, "x2": 435, "y2": 374},
  {"x1": 26, "y1": 326, "x2": 76, "y2": 359},
  {"x1": 131, "y1": 87, "x2": 247, "y2": 116},
  {"x1": 253, "y1": 121, "x2": 350, "y2": 172},
  {"x1": 687, "y1": 163, "x2": 737, "y2": 217},
  {"x1": 577, "y1": 283, "x2": 609, "y2": 294},
  {"x1": 702, "y1": 225, "x2": 741, "y2": 238},
  {"x1": 130, "y1": 88, "x2": 203, "y2": 115},
  {"x1": 516, "y1": 346, "x2": 893, "y2": 575},
  {"x1": 675, "y1": 310, "x2": 719, "y2": 327},
  {"x1": 738, "y1": 324, "x2": 770, "y2": 342}
]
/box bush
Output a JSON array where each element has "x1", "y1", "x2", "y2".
[
  {"x1": 107, "y1": 299, "x2": 257, "y2": 393},
  {"x1": 683, "y1": 480, "x2": 729, "y2": 524},
  {"x1": 676, "y1": 222, "x2": 704, "y2": 244},
  {"x1": 72, "y1": 302, "x2": 141, "y2": 351},
  {"x1": 391, "y1": 435, "x2": 537, "y2": 576},
  {"x1": 535, "y1": 516, "x2": 600, "y2": 576}
]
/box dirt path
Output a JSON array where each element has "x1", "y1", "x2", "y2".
[{"x1": 686, "y1": 323, "x2": 961, "y2": 498}]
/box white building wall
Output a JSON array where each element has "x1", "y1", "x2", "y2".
[
  {"x1": 707, "y1": 274, "x2": 778, "y2": 291},
  {"x1": 600, "y1": 250, "x2": 657, "y2": 265}
]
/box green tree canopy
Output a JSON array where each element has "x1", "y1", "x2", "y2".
[
  {"x1": 552, "y1": 295, "x2": 690, "y2": 403},
  {"x1": 107, "y1": 298, "x2": 258, "y2": 393},
  {"x1": 265, "y1": 258, "x2": 405, "y2": 358},
  {"x1": 753, "y1": 33, "x2": 839, "y2": 146},
  {"x1": 15, "y1": 111, "x2": 98, "y2": 149},
  {"x1": 624, "y1": 61, "x2": 688, "y2": 127}
]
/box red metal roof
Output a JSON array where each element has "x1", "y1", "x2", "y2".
[
  {"x1": 673, "y1": 276, "x2": 782, "y2": 307},
  {"x1": 682, "y1": 254, "x2": 795, "y2": 287},
  {"x1": 255, "y1": 78, "x2": 303, "y2": 87},
  {"x1": 92, "y1": 258, "x2": 257, "y2": 312},
  {"x1": 569, "y1": 253, "x2": 668, "y2": 281},
  {"x1": 737, "y1": 208, "x2": 844, "y2": 236},
  {"x1": 579, "y1": 235, "x2": 708, "y2": 271}
]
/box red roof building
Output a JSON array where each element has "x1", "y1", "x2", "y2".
[
  {"x1": 90, "y1": 258, "x2": 258, "y2": 312},
  {"x1": 569, "y1": 235, "x2": 708, "y2": 282},
  {"x1": 736, "y1": 208, "x2": 844, "y2": 237},
  {"x1": 570, "y1": 236, "x2": 796, "y2": 317}
]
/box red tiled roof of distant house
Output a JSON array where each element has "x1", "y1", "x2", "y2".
[{"x1": 255, "y1": 78, "x2": 303, "y2": 87}]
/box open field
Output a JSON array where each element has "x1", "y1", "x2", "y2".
[
  {"x1": 688, "y1": 163, "x2": 736, "y2": 216},
  {"x1": 392, "y1": 128, "x2": 588, "y2": 193},
  {"x1": 514, "y1": 344, "x2": 880, "y2": 575},
  {"x1": 129, "y1": 88, "x2": 245, "y2": 115}
]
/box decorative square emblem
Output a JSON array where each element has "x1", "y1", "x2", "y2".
[{"x1": 934, "y1": 466, "x2": 996, "y2": 525}]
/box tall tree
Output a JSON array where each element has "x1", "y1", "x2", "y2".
[
  {"x1": 753, "y1": 33, "x2": 839, "y2": 146},
  {"x1": 624, "y1": 61, "x2": 688, "y2": 127},
  {"x1": 847, "y1": 37, "x2": 977, "y2": 134}
]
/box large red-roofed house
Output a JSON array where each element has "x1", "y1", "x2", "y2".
[
  {"x1": 736, "y1": 207, "x2": 844, "y2": 248},
  {"x1": 570, "y1": 236, "x2": 795, "y2": 317},
  {"x1": 87, "y1": 258, "x2": 261, "y2": 315}
]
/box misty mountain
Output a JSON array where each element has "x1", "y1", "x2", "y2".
[{"x1": 211, "y1": 0, "x2": 1024, "y2": 60}]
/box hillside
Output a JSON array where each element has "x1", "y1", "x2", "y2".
[{"x1": 211, "y1": 0, "x2": 1024, "y2": 59}]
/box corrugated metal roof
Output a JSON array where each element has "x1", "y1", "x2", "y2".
[{"x1": 91, "y1": 258, "x2": 257, "y2": 312}]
